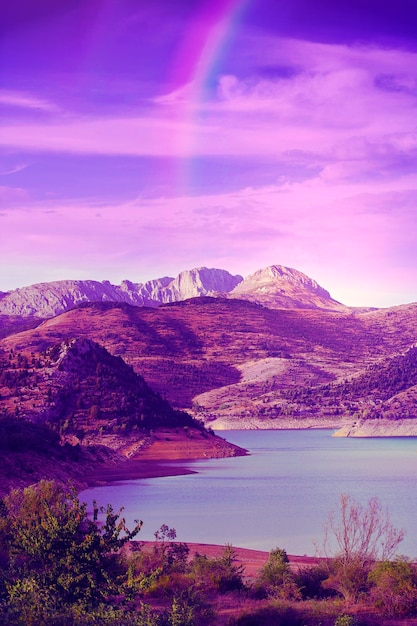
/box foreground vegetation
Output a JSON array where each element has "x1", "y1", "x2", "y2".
[{"x1": 0, "y1": 482, "x2": 416, "y2": 625}]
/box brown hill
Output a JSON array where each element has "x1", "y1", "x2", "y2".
[
  {"x1": 1, "y1": 336, "x2": 196, "y2": 432},
  {"x1": 2, "y1": 298, "x2": 417, "y2": 430},
  {"x1": 0, "y1": 334, "x2": 246, "y2": 494}
]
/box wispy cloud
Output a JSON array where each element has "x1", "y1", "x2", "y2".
[
  {"x1": 0, "y1": 90, "x2": 60, "y2": 113},
  {"x1": 0, "y1": 163, "x2": 30, "y2": 176},
  {"x1": 0, "y1": 185, "x2": 28, "y2": 202}
]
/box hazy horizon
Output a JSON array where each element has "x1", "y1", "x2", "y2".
[{"x1": 2, "y1": 0, "x2": 417, "y2": 307}]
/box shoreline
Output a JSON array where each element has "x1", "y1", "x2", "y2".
[
  {"x1": 333, "y1": 418, "x2": 417, "y2": 437},
  {"x1": 82, "y1": 426, "x2": 248, "y2": 488},
  {"x1": 212, "y1": 418, "x2": 417, "y2": 437},
  {"x1": 84, "y1": 458, "x2": 198, "y2": 487}
]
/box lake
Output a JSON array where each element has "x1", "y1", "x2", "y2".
[{"x1": 80, "y1": 430, "x2": 417, "y2": 557}]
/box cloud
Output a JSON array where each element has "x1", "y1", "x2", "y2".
[
  {"x1": 0, "y1": 38, "x2": 416, "y2": 187},
  {"x1": 2, "y1": 34, "x2": 417, "y2": 306},
  {"x1": 213, "y1": 44, "x2": 416, "y2": 129},
  {"x1": 0, "y1": 90, "x2": 59, "y2": 113},
  {"x1": 0, "y1": 163, "x2": 30, "y2": 176},
  {"x1": 0, "y1": 185, "x2": 28, "y2": 201}
]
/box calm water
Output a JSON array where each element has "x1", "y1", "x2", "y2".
[{"x1": 80, "y1": 430, "x2": 417, "y2": 557}]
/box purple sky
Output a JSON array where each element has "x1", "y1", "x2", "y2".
[{"x1": 1, "y1": 0, "x2": 417, "y2": 306}]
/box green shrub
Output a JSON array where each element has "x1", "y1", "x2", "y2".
[
  {"x1": 294, "y1": 562, "x2": 335, "y2": 600},
  {"x1": 0, "y1": 480, "x2": 142, "y2": 610},
  {"x1": 190, "y1": 545, "x2": 245, "y2": 593},
  {"x1": 254, "y1": 547, "x2": 300, "y2": 600},
  {"x1": 368, "y1": 557, "x2": 417, "y2": 617},
  {"x1": 229, "y1": 601, "x2": 303, "y2": 626},
  {"x1": 334, "y1": 615, "x2": 358, "y2": 626},
  {"x1": 322, "y1": 557, "x2": 371, "y2": 602}
]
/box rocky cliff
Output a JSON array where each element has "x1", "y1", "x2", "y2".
[{"x1": 0, "y1": 268, "x2": 243, "y2": 319}]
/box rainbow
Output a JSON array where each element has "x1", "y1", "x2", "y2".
[
  {"x1": 166, "y1": 0, "x2": 251, "y2": 194},
  {"x1": 78, "y1": 0, "x2": 250, "y2": 196}
]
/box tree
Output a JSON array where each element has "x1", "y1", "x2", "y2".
[
  {"x1": 191, "y1": 544, "x2": 245, "y2": 593},
  {"x1": 255, "y1": 547, "x2": 300, "y2": 599},
  {"x1": 321, "y1": 494, "x2": 405, "y2": 601},
  {"x1": 153, "y1": 524, "x2": 189, "y2": 572},
  {"x1": 0, "y1": 480, "x2": 142, "y2": 610}
]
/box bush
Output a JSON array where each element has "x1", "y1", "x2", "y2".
[
  {"x1": 0, "y1": 480, "x2": 142, "y2": 611},
  {"x1": 229, "y1": 602, "x2": 301, "y2": 626},
  {"x1": 334, "y1": 615, "x2": 359, "y2": 626},
  {"x1": 190, "y1": 545, "x2": 245, "y2": 594},
  {"x1": 294, "y1": 562, "x2": 334, "y2": 600},
  {"x1": 322, "y1": 556, "x2": 371, "y2": 602},
  {"x1": 368, "y1": 557, "x2": 417, "y2": 617},
  {"x1": 254, "y1": 547, "x2": 300, "y2": 600}
]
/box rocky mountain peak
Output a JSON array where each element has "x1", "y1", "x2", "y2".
[
  {"x1": 230, "y1": 264, "x2": 347, "y2": 311},
  {"x1": 0, "y1": 267, "x2": 243, "y2": 319},
  {"x1": 244, "y1": 265, "x2": 331, "y2": 298},
  {"x1": 164, "y1": 267, "x2": 243, "y2": 302}
]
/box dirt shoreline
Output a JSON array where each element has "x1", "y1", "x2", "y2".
[
  {"x1": 84, "y1": 459, "x2": 197, "y2": 487},
  {"x1": 83, "y1": 427, "x2": 247, "y2": 487}
]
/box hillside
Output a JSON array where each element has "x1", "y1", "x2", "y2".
[
  {"x1": 0, "y1": 415, "x2": 121, "y2": 496},
  {"x1": 279, "y1": 345, "x2": 417, "y2": 426},
  {"x1": 0, "y1": 335, "x2": 246, "y2": 492},
  {"x1": 2, "y1": 298, "x2": 417, "y2": 433},
  {"x1": 1, "y1": 336, "x2": 197, "y2": 435},
  {"x1": 0, "y1": 314, "x2": 40, "y2": 339}
]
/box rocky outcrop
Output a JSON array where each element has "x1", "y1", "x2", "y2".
[
  {"x1": 333, "y1": 419, "x2": 417, "y2": 437},
  {"x1": 159, "y1": 267, "x2": 242, "y2": 303}
]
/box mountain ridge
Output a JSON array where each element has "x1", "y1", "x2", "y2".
[
  {"x1": 0, "y1": 267, "x2": 242, "y2": 318},
  {"x1": 0, "y1": 264, "x2": 352, "y2": 320}
]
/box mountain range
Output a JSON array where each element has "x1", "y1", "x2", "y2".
[{"x1": 0, "y1": 264, "x2": 350, "y2": 321}]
